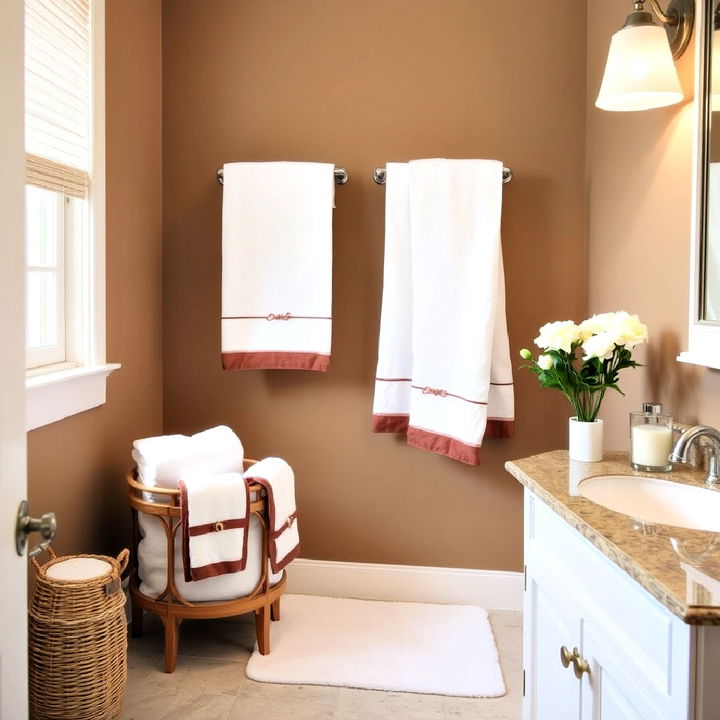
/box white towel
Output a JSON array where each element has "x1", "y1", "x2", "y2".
[
  {"x1": 178, "y1": 471, "x2": 250, "y2": 582},
  {"x1": 132, "y1": 425, "x2": 245, "y2": 489},
  {"x1": 221, "y1": 161, "x2": 335, "y2": 371},
  {"x1": 372, "y1": 159, "x2": 514, "y2": 465},
  {"x1": 244, "y1": 457, "x2": 300, "y2": 572},
  {"x1": 372, "y1": 163, "x2": 413, "y2": 433}
]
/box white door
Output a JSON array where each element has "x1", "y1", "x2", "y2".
[{"x1": 0, "y1": 0, "x2": 29, "y2": 717}]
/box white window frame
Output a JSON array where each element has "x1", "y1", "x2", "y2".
[
  {"x1": 25, "y1": 0, "x2": 120, "y2": 431},
  {"x1": 25, "y1": 187, "x2": 66, "y2": 369}
]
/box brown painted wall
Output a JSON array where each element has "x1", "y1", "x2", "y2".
[
  {"x1": 587, "y1": 0, "x2": 720, "y2": 449},
  {"x1": 27, "y1": 0, "x2": 163, "y2": 558},
  {"x1": 161, "y1": 0, "x2": 587, "y2": 571}
]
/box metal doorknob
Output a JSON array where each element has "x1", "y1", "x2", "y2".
[{"x1": 15, "y1": 500, "x2": 57, "y2": 557}]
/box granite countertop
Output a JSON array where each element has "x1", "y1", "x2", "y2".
[{"x1": 505, "y1": 450, "x2": 720, "y2": 625}]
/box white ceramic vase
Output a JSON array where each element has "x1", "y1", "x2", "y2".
[{"x1": 568, "y1": 417, "x2": 604, "y2": 462}]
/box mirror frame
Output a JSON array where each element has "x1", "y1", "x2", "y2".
[{"x1": 679, "y1": 0, "x2": 720, "y2": 368}]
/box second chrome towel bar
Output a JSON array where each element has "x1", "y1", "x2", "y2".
[
  {"x1": 217, "y1": 167, "x2": 349, "y2": 185},
  {"x1": 373, "y1": 166, "x2": 513, "y2": 185}
]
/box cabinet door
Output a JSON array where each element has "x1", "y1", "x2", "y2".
[
  {"x1": 524, "y1": 489, "x2": 692, "y2": 720},
  {"x1": 580, "y1": 622, "x2": 663, "y2": 720},
  {"x1": 524, "y1": 567, "x2": 582, "y2": 720}
]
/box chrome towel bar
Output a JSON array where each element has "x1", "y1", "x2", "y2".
[
  {"x1": 217, "y1": 167, "x2": 349, "y2": 185},
  {"x1": 373, "y1": 165, "x2": 513, "y2": 185}
]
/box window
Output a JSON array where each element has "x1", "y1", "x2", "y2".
[{"x1": 24, "y1": 0, "x2": 119, "y2": 430}]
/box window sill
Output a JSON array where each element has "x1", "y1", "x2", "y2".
[{"x1": 26, "y1": 362, "x2": 121, "y2": 431}]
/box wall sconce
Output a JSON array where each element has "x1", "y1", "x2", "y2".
[{"x1": 596, "y1": 0, "x2": 694, "y2": 111}]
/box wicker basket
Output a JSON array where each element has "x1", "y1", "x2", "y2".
[{"x1": 29, "y1": 548, "x2": 129, "y2": 720}]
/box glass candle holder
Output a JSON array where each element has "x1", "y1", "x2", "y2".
[{"x1": 630, "y1": 410, "x2": 673, "y2": 472}]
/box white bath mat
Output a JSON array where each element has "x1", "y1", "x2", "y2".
[{"x1": 245, "y1": 594, "x2": 505, "y2": 697}]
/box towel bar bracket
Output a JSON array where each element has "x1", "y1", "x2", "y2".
[
  {"x1": 373, "y1": 165, "x2": 513, "y2": 185},
  {"x1": 216, "y1": 167, "x2": 349, "y2": 185}
]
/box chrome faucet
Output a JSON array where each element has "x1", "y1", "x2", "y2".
[{"x1": 670, "y1": 425, "x2": 720, "y2": 485}]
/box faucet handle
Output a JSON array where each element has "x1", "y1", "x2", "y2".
[{"x1": 671, "y1": 425, "x2": 720, "y2": 485}]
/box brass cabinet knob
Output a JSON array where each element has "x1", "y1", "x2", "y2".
[
  {"x1": 572, "y1": 651, "x2": 590, "y2": 679},
  {"x1": 559, "y1": 645, "x2": 591, "y2": 679}
]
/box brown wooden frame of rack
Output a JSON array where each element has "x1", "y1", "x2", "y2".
[{"x1": 126, "y1": 459, "x2": 287, "y2": 673}]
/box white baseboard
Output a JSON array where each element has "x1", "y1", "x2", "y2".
[{"x1": 286, "y1": 558, "x2": 523, "y2": 611}]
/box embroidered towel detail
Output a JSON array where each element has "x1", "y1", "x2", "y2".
[
  {"x1": 178, "y1": 472, "x2": 250, "y2": 582},
  {"x1": 223, "y1": 314, "x2": 332, "y2": 322},
  {"x1": 372, "y1": 159, "x2": 515, "y2": 465},
  {"x1": 244, "y1": 457, "x2": 300, "y2": 573},
  {"x1": 411, "y1": 385, "x2": 489, "y2": 405},
  {"x1": 221, "y1": 161, "x2": 335, "y2": 372}
]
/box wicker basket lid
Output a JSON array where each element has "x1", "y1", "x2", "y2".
[{"x1": 46, "y1": 557, "x2": 113, "y2": 582}]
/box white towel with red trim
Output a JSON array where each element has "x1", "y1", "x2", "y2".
[
  {"x1": 244, "y1": 457, "x2": 300, "y2": 572},
  {"x1": 221, "y1": 161, "x2": 335, "y2": 372},
  {"x1": 178, "y1": 471, "x2": 250, "y2": 582},
  {"x1": 372, "y1": 159, "x2": 514, "y2": 465},
  {"x1": 372, "y1": 163, "x2": 414, "y2": 433}
]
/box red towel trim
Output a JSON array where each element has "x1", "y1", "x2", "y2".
[
  {"x1": 371, "y1": 413, "x2": 410, "y2": 433},
  {"x1": 406, "y1": 426, "x2": 482, "y2": 466},
  {"x1": 485, "y1": 419, "x2": 515, "y2": 439},
  {"x1": 222, "y1": 351, "x2": 329, "y2": 372}
]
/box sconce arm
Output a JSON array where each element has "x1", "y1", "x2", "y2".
[{"x1": 645, "y1": 0, "x2": 677, "y2": 25}]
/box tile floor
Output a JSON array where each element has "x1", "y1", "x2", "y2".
[{"x1": 121, "y1": 606, "x2": 523, "y2": 720}]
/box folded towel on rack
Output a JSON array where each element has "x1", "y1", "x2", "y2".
[
  {"x1": 132, "y1": 425, "x2": 245, "y2": 489},
  {"x1": 244, "y1": 457, "x2": 300, "y2": 572},
  {"x1": 178, "y1": 471, "x2": 250, "y2": 582},
  {"x1": 372, "y1": 159, "x2": 514, "y2": 465},
  {"x1": 221, "y1": 161, "x2": 335, "y2": 371}
]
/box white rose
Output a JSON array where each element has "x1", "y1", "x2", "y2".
[
  {"x1": 537, "y1": 354, "x2": 553, "y2": 370},
  {"x1": 582, "y1": 332, "x2": 616, "y2": 361},
  {"x1": 534, "y1": 320, "x2": 580, "y2": 353},
  {"x1": 613, "y1": 312, "x2": 648, "y2": 348},
  {"x1": 578, "y1": 312, "x2": 618, "y2": 340}
]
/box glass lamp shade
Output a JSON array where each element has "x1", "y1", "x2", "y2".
[{"x1": 596, "y1": 23, "x2": 683, "y2": 111}]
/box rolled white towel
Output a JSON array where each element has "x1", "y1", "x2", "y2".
[
  {"x1": 131, "y1": 434, "x2": 187, "y2": 483},
  {"x1": 132, "y1": 425, "x2": 244, "y2": 489}
]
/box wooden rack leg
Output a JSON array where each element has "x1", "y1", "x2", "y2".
[
  {"x1": 255, "y1": 605, "x2": 270, "y2": 655},
  {"x1": 271, "y1": 598, "x2": 281, "y2": 621},
  {"x1": 161, "y1": 616, "x2": 181, "y2": 673}
]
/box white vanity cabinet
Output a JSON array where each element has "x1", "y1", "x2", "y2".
[{"x1": 523, "y1": 490, "x2": 694, "y2": 720}]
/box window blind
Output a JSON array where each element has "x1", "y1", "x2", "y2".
[{"x1": 25, "y1": 0, "x2": 91, "y2": 199}]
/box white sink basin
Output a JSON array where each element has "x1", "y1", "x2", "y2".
[{"x1": 577, "y1": 475, "x2": 720, "y2": 532}]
